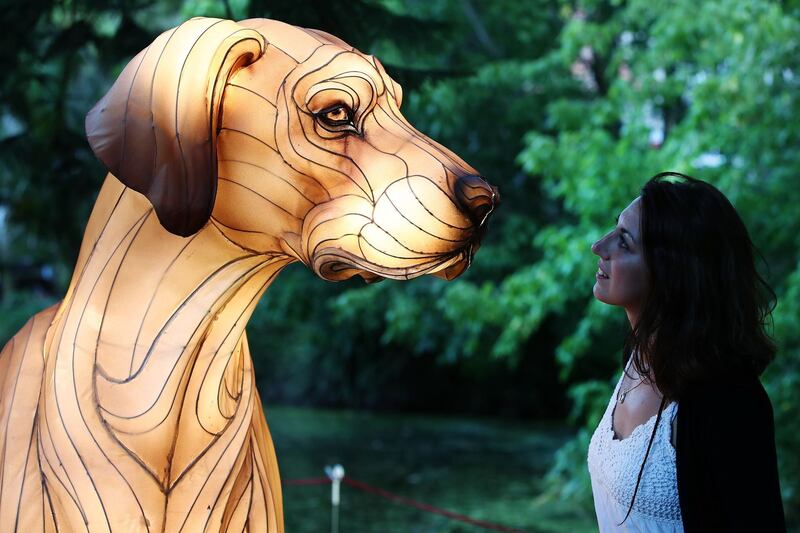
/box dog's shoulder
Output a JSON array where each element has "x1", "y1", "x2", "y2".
[{"x1": 0, "y1": 302, "x2": 60, "y2": 525}]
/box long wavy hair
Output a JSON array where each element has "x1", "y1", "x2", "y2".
[{"x1": 619, "y1": 171, "x2": 777, "y2": 524}]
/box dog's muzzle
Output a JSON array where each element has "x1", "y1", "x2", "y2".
[
  {"x1": 311, "y1": 174, "x2": 499, "y2": 284},
  {"x1": 430, "y1": 174, "x2": 499, "y2": 281},
  {"x1": 454, "y1": 174, "x2": 499, "y2": 229}
]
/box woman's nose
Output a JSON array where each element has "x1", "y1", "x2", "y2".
[{"x1": 591, "y1": 235, "x2": 606, "y2": 257}]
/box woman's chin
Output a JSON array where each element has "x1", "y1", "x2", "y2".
[{"x1": 592, "y1": 282, "x2": 609, "y2": 303}]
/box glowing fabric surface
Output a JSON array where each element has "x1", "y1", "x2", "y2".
[{"x1": 0, "y1": 17, "x2": 496, "y2": 532}]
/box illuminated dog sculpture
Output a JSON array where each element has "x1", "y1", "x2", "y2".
[{"x1": 0, "y1": 18, "x2": 496, "y2": 532}]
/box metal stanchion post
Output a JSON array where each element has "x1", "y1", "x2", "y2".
[{"x1": 325, "y1": 464, "x2": 345, "y2": 533}]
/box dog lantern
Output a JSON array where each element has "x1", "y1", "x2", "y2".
[{"x1": 0, "y1": 17, "x2": 496, "y2": 532}]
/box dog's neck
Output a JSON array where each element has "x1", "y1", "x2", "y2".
[{"x1": 46, "y1": 173, "x2": 292, "y2": 489}]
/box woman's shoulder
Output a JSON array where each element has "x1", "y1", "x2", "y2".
[
  {"x1": 679, "y1": 373, "x2": 770, "y2": 411},
  {"x1": 675, "y1": 373, "x2": 785, "y2": 530},
  {"x1": 677, "y1": 372, "x2": 775, "y2": 444}
]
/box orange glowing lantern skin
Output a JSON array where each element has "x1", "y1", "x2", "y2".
[{"x1": 0, "y1": 18, "x2": 496, "y2": 532}]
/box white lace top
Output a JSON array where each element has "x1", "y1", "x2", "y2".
[{"x1": 587, "y1": 361, "x2": 684, "y2": 532}]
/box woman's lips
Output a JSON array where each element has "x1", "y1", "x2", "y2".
[{"x1": 596, "y1": 264, "x2": 609, "y2": 279}]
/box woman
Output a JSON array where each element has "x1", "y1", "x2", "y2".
[{"x1": 586, "y1": 172, "x2": 786, "y2": 531}]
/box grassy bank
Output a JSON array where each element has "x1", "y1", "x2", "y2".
[{"x1": 267, "y1": 406, "x2": 595, "y2": 532}]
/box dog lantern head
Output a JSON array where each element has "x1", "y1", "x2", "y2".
[{"x1": 86, "y1": 18, "x2": 497, "y2": 282}]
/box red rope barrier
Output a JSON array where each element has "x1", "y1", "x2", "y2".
[{"x1": 283, "y1": 474, "x2": 528, "y2": 533}]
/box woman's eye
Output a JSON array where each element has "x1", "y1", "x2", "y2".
[{"x1": 619, "y1": 234, "x2": 629, "y2": 250}]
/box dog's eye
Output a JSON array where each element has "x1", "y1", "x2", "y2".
[
  {"x1": 324, "y1": 107, "x2": 348, "y2": 122},
  {"x1": 315, "y1": 104, "x2": 357, "y2": 132}
]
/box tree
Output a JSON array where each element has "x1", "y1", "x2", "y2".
[{"x1": 510, "y1": 0, "x2": 800, "y2": 519}]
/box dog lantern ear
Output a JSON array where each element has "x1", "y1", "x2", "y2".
[{"x1": 86, "y1": 18, "x2": 265, "y2": 237}]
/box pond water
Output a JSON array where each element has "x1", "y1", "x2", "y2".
[{"x1": 267, "y1": 406, "x2": 595, "y2": 532}]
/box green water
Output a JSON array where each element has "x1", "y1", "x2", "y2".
[{"x1": 266, "y1": 406, "x2": 596, "y2": 532}]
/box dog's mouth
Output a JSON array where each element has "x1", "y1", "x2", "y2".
[{"x1": 312, "y1": 241, "x2": 479, "y2": 284}]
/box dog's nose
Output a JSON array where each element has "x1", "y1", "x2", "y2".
[{"x1": 454, "y1": 175, "x2": 498, "y2": 227}]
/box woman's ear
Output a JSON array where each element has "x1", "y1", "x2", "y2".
[{"x1": 85, "y1": 18, "x2": 265, "y2": 237}]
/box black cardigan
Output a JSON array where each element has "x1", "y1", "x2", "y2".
[{"x1": 676, "y1": 375, "x2": 786, "y2": 531}]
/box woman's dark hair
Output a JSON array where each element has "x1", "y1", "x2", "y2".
[
  {"x1": 625, "y1": 171, "x2": 777, "y2": 399},
  {"x1": 619, "y1": 171, "x2": 777, "y2": 524}
]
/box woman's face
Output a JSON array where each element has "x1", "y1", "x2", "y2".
[{"x1": 591, "y1": 197, "x2": 650, "y2": 322}]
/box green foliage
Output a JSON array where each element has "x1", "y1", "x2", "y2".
[
  {"x1": 0, "y1": 291, "x2": 57, "y2": 346},
  {"x1": 770, "y1": 260, "x2": 800, "y2": 508}
]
